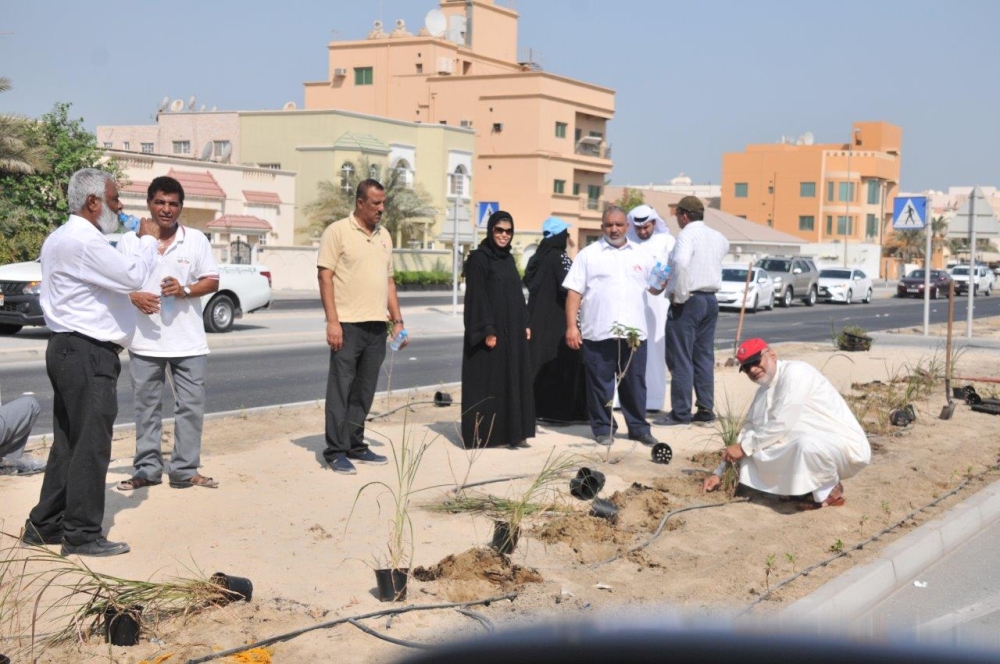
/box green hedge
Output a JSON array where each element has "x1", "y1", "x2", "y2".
[{"x1": 394, "y1": 270, "x2": 453, "y2": 285}]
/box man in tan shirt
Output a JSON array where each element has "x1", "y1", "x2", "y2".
[{"x1": 317, "y1": 179, "x2": 408, "y2": 474}]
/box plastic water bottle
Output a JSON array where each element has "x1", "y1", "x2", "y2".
[
  {"x1": 118, "y1": 212, "x2": 141, "y2": 233},
  {"x1": 159, "y1": 294, "x2": 174, "y2": 320},
  {"x1": 389, "y1": 329, "x2": 408, "y2": 351},
  {"x1": 647, "y1": 262, "x2": 671, "y2": 289}
]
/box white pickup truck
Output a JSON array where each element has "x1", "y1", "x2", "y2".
[
  {"x1": 949, "y1": 264, "x2": 995, "y2": 296},
  {"x1": 0, "y1": 255, "x2": 272, "y2": 335}
]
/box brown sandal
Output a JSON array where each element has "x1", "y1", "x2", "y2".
[
  {"x1": 117, "y1": 476, "x2": 162, "y2": 491},
  {"x1": 169, "y1": 474, "x2": 219, "y2": 489}
]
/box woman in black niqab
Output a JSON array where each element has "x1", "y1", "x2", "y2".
[{"x1": 460, "y1": 211, "x2": 535, "y2": 448}]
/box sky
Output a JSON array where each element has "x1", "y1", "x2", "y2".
[{"x1": 2, "y1": 0, "x2": 998, "y2": 193}]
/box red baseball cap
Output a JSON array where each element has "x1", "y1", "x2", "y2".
[{"x1": 735, "y1": 338, "x2": 768, "y2": 370}]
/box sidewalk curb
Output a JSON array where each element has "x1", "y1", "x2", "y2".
[{"x1": 783, "y1": 478, "x2": 1000, "y2": 631}]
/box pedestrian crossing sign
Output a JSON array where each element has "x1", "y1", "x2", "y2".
[
  {"x1": 477, "y1": 201, "x2": 499, "y2": 228},
  {"x1": 893, "y1": 196, "x2": 927, "y2": 230}
]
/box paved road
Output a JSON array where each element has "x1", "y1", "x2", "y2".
[
  {"x1": 271, "y1": 292, "x2": 463, "y2": 311},
  {"x1": 855, "y1": 518, "x2": 1000, "y2": 649},
  {"x1": 4, "y1": 294, "x2": 999, "y2": 434}
]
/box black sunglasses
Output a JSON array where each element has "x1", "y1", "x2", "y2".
[
  {"x1": 740, "y1": 354, "x2": 764, "y2": 373},
  {"x1": 493, "y1": 227, "x2": 513, "y2": 235}
]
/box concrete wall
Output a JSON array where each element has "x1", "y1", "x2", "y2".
[{"x1": 253, "y1": 246, "x2": 457, "y2": 291}]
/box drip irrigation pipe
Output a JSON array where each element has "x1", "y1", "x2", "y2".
[
  {"x1": 456, "y1": 608, "x2": 495, "y2": 632},
  {"x1": 368, "y1": 400, "x2": 449, "y2": 421},
  {"x1": 740, "y1": 466, "x2": 999, "y2": 615},
  {"x1": 183, "y1": 593, "x2": 517, "y2": 663},
  {"x1": 347, "y1": 618, "x2": 434, "y2": 649},
  {"x1": 591, "y1": 498, "x2": 750, "y2": 568}
]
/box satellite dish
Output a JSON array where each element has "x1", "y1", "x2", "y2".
[
  {"x1": 220, "y1": 143, "x2": 233, "y2": 164},
  {"x1": 448, "y1": 14, "x2": 467, "y2": 44},
  {"x1": 199, "y1": 103, "x2": 206, "y2": 111},
  {"x1": 200, "y1": 141, "x2": 213, "y2": 161},
  {"x1": 802, "y1": 132, "x2": 815, "y2": 146},
  {"x1": 170, "y1": 99, "x2": 184, "y2": 112},
  {"x1": 188, "y1": 95, "x2": 197, "y2": 110},
  {"x1": 158, "y1": 96, "x2": 170, "y2": 112},
  {"x1": 283, "y1": 101, "x2": 297, "y2": 111},
  {"x1": 425, "y1": 9, "x2": 446, "y2": 37}
]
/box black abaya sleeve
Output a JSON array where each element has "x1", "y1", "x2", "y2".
[{"x1": 463, "y1": 251, "x2": 496, "y2": 347}]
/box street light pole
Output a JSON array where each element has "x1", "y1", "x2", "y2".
[
  {"x1": 451, "y1": 186, "x2": 460, "y2": 317},
  {"x1": 843, "y1": 128, "x2": 860, "y2": 268}
]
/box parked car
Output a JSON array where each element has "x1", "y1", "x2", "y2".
[
  {"x1": 949, "y1": 264, "x2": 995, "y2": 296},
  {"x1": 716, "y1": 264, "x2": 774, "y2": 312},
  {"x1": 755, "y1": 256, "x2": 819, "y2": 307},
  {"x1": 818, "y1": 268, "x2": 873, "y2": 305},
  {"x1": 0, "y1": 253, "x2": 272, "y2": 335},
  {"x1": 895, "y1": 269, "x2": 951, "y2": 299}
]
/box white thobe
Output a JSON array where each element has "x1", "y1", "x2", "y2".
[
  {"x1": 737, "y1": 360, "x2": 870, "y2": 501},
  {"x1": 637, "y1": 233, "x2": 674, "y2": 410}
]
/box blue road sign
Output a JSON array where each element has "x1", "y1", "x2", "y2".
[
  {"x1": 477, "y1": 201, "x2": 500, "y2": 228},
  {"x1": 893, "y1": 196, "x2": 927, "y2": 230}
]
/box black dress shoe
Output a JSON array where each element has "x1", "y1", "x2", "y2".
[
  {"x1": 693, "y1": 410, "x2": 717, "y2": 425},
  {"x1": 329, "y1": 455, "x2": 358, "y2": 475},
  {"x1": 61, "y1": 537, "x2": 130, "y2": 557},
  {"x1": 653, "y1": 412, "x2": 691, "y2": 427},
  {"x1": 347, "y1": 448, "x2": 388, "y2": 465},
  {"x1": 631, "y1": 433, "x2": 659, "y2": 446},
  {"x1": 21, "y1": 520, "x2": 61, "y2": 546}
]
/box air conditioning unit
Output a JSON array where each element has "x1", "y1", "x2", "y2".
[
  {"x1": 436, "y1": 57, "x2": 454, "y2": 74},
  {"x1": 333, "y1": 68, "x2": 347, "y2": 77},
  {"x1": 460, "y1": 120, "x2": 472, "y2": 128},
  {"x1": 492, "y1": 122, "x2": 503, "y2": 133}
]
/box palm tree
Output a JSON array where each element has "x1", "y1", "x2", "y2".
[
  {"x1": 0, "y1": 77, "x2": 49, "y2": 175},
  {"x1": 308, "y1": 157, "x2": 437, "y2": 247}
]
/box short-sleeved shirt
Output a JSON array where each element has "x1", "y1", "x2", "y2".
[
  {"x1": 562, "y1": 237, "x2": 653, "y2": 342},
  {"x1": 316, "y1": 214, "x2": 394, "y2": 323},
  {"x1": 117, "y1": 225, "x2": 219, "y2": 357}
]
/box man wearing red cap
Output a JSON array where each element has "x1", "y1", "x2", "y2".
[{"x1": 702, "y1": 338, "x2": 871, "y2": 509}]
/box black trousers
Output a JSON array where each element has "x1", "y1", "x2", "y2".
[
  {"x1": 323, "y1": 321, "x2": 387, "y2": 462},
  {"x1": 28, "y1": 333, "x2": 120, "y2": 546},
  {"x1": 665, "y1": 292, "x2": 719, "y2": 421},
  {"x1": 581, "y1": 337, "x2": 650, "y2": 438}
]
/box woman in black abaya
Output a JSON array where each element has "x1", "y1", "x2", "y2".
[
  {"x1": 523, "y1": 217, "x2": 588, "y2": 423},
  {"x1": 461, "y1": 211, "x2": 535, "y2": 448}
]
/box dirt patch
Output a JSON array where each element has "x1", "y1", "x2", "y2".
[
  {"x1": 535, "y1": 512, "x2": 619, "y2": 546},
  {"x1": 609, "y1": 482, "x2": 675, "y2": 532},
  {"x1": 412, "y1": 547, "x2": 543, "y2": 602}
]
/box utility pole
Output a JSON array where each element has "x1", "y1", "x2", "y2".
[{"x1": 843, "y1": 128, "x2": 860, "y2": 268}]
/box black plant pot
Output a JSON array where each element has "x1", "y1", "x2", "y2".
[
  {"x1": 491, "y1": 520, "x2": 520, "y2": 555},
  {"x1": 374, "y1": 568, "x2": 409, "y2": 602},
  {"x1": 211, "y1": 572, "x2": 254, "y2": 603},
  {"x1": 889, "y1": 405, "x2": 916, "y2": 427},
  {"x1": 569, "y1": 467, "x2": 606, "y2": 500},
  {"x1": 839, "y1": 332, "x2": 873, "y2": 352},
  {"x1": 434, "y1": 391, "x2": 454, "y2": 407},
  {"x1": 104, "y1": 605, "x2": 142, "y2": 646},
  {"x1": 1, "y1": 654, "x2": 11, "y2": 664},
  {"x1": 589, "y1": 498, "x2": 619, "y2": 523}
]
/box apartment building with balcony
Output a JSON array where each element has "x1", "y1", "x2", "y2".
[
  {"x1": 721, "y1": 122, "x2": 902, "y2": 250},
  {"x1": 302, "y1": 0, "x2": 615, "y2": 254}
]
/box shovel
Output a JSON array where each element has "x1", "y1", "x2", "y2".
[
  {"x1": 725, "y1": 261, "x2": 755, "y2": 367},
  {"x1": 940, "y1": 280, "x2": 956, "y2": 420}
]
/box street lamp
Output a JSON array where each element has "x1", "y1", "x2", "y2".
[{"x1": 843, "y1": 127, "x2": 860, "y2": 268}]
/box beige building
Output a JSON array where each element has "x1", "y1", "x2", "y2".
[
  {"x1": 302, "y1": 0, "x2": 615, "y2": 256},
  {"x1": 108, "y1": 150, "x2": 295, "y2": 259}
]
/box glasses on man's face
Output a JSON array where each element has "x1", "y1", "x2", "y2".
[{"x1": 493, "y1": 227, "x2": 513, "y2": 236}]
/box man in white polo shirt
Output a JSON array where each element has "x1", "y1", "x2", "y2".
[
  {"x1": 563, "y1": 205, "x2": 661, "y2": 447},
  {"x1": 116, "y1": 176, "x2": 221, "y2": 491}
]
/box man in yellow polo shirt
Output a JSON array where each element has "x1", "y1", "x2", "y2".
[{"x1": 317, "y1": 179, "x2": 408, "y2": 474}]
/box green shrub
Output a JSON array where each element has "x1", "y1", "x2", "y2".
[{"x1": 393, "y1": 270, "x2": 452, "y2": 286}]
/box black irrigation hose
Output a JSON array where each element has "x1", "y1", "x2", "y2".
[
  {"x1": 347, "y1": 618, "x2": 435, "y2": 649},
  {"x1": 456, "y1": 607, "x2": 495, "y2": 632},
  {"x1": 591, "y1": 498, "x2": 750, "y2": 568},
  {"x1": 183, "y1": 593, "x2": 518, "y2": 663},
  {"x1": 368, "y1": 400, "x2": 449, "y2": 421},
  {"x1": 452, "y1": 474, "x2": 531, "y2": 493},
  {"x1": 739, "y1": 466, "x2": 1000, "y2": 614}
]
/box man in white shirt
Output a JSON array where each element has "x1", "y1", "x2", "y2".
[
  {"x1": 703, "y1": 338, "x2": 871, "y2": 508},
  {"x1": 626, "y1": 204, "x2": 675, "y2": 412},
  {"x1": 23, "y1": 168, "x2": 160, "y2": 557},
  {"x1": 563, "y1": 206, "x2": 660, "y2": 447},
  {"x1": 659, "y1": 196, "x2": 729, "y2": 426},
  {"x1": 115, "y1": 176, "x2": 220, "y2": 492}
]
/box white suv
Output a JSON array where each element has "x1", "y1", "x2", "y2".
[{"x1": 950, "y1": 264, "x2": 995, "y2": 296}]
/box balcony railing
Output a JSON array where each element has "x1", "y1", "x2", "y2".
[
  {"x1": 578, "y1": 197, "x2": 602, "y2": 211},
  {"x1": 575, "y1": 138, "x2": 612, "y2": 160}
]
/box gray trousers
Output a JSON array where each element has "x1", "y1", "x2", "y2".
[
  {"x1": 0, "y1": 395, "x2": 41, "y2": 461},
  {"x1": 129, "y1": 352, "x2": 207, "y2": 483}
]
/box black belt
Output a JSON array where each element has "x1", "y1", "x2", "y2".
[
  {"x1": 63, "y1": 331, "x2": 124, "y2": 355},
  {"x1": 690, "y1": 291, "x2": 717, "y2": 296}
]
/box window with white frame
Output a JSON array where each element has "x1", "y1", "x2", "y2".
[
  {"x1": 369, "y1": 163, "x2": 379, "y2": 180},
  {"x1": 393, "y1": 158, "x2": 413, "y2": 187},
  {"x1": 449, "y1": 165, "x2": 468, "y2": 197},
  {"x1": 340, "y1": 162, "x2": 355, "y2": 192},
  {"x1": 103, "y1": 142, "x2": 112, "y2": 149},
  {"x1": 141, "y1": 143, "x2": 153, "y2": 154},
  {"x1": 172, "y1": 140, "x2": 190, "y2": 154},
  {"x1": 123, "y1": 141, "x2": 130, "y2": 151},
  {"x1": 213, "y1": 140, "x2": 231, "y2": 157}
]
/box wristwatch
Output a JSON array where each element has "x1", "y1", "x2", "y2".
[{"x1": 183, "y1": 286, "x2": 192, "y2": 297}]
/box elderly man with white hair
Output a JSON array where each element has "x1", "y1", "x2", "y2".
[
  {"x1": 22, "y1": 168, "x2": 161, "y2": 557},
  {"x1": 626, "y1": 204, "x2": 675, "y2": 412}
]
